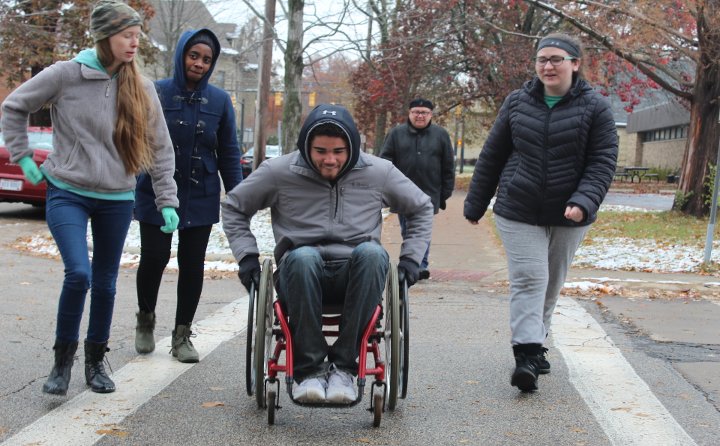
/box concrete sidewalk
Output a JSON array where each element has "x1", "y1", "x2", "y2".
[{"x1": 382, "y1": 191, "x2": 507, "y2": 284}]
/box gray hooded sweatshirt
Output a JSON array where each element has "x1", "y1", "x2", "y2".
[
  {"x1": 1, "y1": 49, "x2": 178, "y2": 210},
  {"x1": 221, "y1": 104, "x2": 433, "y2": 266}
]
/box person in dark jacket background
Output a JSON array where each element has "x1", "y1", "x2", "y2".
[
  {"x1": 380, "y1": 98, "x2": 455, "y2": 280},
  {"x1": 133, "y1": 29, "x2": 242, "y2": 362},
  {"x1": 464, "y1": 33, "x2": 617, "y2": 392}
]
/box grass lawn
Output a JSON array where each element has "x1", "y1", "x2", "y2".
[
  {"x1": 590, "y1": 210, "x2": 718, "y2": 245},
  {"x1": 457, "y1": 173, "x2": 720, "y2": 245}
]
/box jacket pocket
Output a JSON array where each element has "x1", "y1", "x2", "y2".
[
  {"x1": 339, "y1": 183, "x2": 383, "y2": 226},
  {"x1": 201, "y1": 155, "x2": 220, "y2": 196}
]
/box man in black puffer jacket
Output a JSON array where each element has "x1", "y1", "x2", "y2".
[{"x1": 464, "y1": 33, "x2": 617, "y2": 393}]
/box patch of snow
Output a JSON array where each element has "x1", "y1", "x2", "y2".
[
  {"x1": 17, "y1": 203, "x2": 720, "y2": 275},
  {"x1": 574, "y1": 236, "x2": 720, "y2": 273}
]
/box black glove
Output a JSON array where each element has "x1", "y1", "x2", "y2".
[
  {"x1": 397, "y1": 257, "x2": 420, "y2": 287},
  {"x1": 238, "y1": 255, "x2": 261, "y2": 293},
  {"x1": 440, "y1": 198, "x2": 447, "y2": 210}
]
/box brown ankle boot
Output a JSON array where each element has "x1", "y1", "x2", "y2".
[{"x1": 135, "y1": 311, "x2": 156, "y2": 354}]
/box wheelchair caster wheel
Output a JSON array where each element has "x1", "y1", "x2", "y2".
[
  {"x1": 267, "y1": 389, "x2": 277, "y2": 425},
  {"x1": 372, "y1": 392, "x2": 383, "y2": 427}
]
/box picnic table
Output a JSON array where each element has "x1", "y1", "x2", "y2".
[{"x1": 623, "y1": 166, "x2": 658, "y2": 183}]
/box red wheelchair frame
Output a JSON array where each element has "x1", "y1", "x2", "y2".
[{"x1": 246, "y1": 258, "x2": 409, "y2": 427}]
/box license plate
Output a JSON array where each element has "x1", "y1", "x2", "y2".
[{"x1": 0, "y1": 178, "x2": 23, "y2": 191}]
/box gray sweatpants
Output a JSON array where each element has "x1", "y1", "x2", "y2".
[{"x1": 495, "y1": 215, "x2": 590, "y2": 345}]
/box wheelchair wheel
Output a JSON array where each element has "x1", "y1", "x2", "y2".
[
  {"x1": 400, "y1": 280, "x2": 410, "y2": 399},
  {"x1": 385, "y1": 263, "x2": 401, "y2": 410},
  {"x1": 245, "y1": 281, "x2": 256, "y2": 396},
  {"x1": 253, "y1": 258, "x2": 275, "y2": 409}
]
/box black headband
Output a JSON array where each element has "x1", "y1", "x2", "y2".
[{"x1": 537, "y1": 36, "x2": 581, "y2": 58}]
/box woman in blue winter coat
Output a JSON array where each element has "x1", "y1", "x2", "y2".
[
  {"x1": 133, "y1": 29, "x2": 243, "y2": 362},
  {"x1": 464, "y1": 33, "x2": 617, "y2": 393}
]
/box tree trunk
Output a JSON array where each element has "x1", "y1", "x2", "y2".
[
  {"x1": 675, "y1": 6, "x2": 720, "y2": 217},
  {"x1": 27, "y1": 0, "x2": 60, "y2": 128},
  {"x1": 253, "y1": 0, "x2": 276, "y2": 170},
  {"x1": 372, "y1": 112, "x2": 387, "y2": 154},
  {"x1": 282, "y1": 0, "x2": 305, "y2": 153}
]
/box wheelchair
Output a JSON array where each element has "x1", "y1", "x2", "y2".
[{"x1": 245, "y1": 258, "x2": 410, "y2": 427}]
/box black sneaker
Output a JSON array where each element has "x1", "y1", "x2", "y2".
[
  {"x1": 418, "y1": 270, "x2": 430, "y2": 280},
  {"x1": 511, "y1": 352, "x2": 539, "y2": 392},
  {"x1": 537, "y1": 347, "x2": 550, "y2": 375}
]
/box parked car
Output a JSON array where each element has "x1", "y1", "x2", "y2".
[
  {"x1": 240, "y1": 144, "x2": 282, "y2": 178},
  {"x1": 0, "y1": 127, "x2": 53, "y2": 206}
]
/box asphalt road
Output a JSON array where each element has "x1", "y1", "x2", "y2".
[
  {"x1": 1, "y1": 200, "x2": 719, "y2": 445},
  {"x1": 603, "y1": 191, "x2": 674, "y2": 210}
]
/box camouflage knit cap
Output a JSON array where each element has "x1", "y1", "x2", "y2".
[{"x1": 90, "y1": 0, "x2": 142, "y2": 42}]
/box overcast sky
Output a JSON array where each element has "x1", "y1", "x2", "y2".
[{"x1": 205, "y1": 0, "x2": 370, "y2": 62}]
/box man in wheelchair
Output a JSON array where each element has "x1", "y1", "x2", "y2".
[{"x1": 222, "y1": 104, "x2": 433, "y2": 404}]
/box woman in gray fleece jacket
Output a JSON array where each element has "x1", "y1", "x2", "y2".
[{"x1": 0, "y1": 0, "x2": 178, "y2": 396}]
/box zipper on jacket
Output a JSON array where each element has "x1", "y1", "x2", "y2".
[
  {"x1": 105, "y1": 79, "x2": 111, "y2": 97},
  {"x1": 540, "y1": 106, "x2": 552, "y2": 220},
  {"x1": 332, "y1": 185, "x2": 341, "y2": 221}
]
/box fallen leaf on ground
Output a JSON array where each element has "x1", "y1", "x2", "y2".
[{"x1": 201, "y1": 401, "x2": 225, "y2": 408}]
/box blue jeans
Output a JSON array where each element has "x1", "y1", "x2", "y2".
[
  {"x1": 398, "y1": 214, "x2": 430, "y2": 269},
  {"x1": 45, "y1": 183, "x2": 133, "y2": 343},
  {"x1": 276, "y1": 242, "x2": 389, "y2": 380}
]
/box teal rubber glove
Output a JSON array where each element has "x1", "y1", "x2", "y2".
[
  {"x1": 17, "y1": 156, "x2": 43, "y2": 185},
  {"x1": 160, "y1": 207, "x2": 179, "y2": 233}
]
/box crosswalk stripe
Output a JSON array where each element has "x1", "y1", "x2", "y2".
[
  {"x1": 554, "y1": 297, "x2": 696, "y2": 445},
  {"x1": 1, "y1": 297, "x2": 248, "y2": 446}
]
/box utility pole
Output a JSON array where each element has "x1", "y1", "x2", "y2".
[
  {"x1": 703, "y1": 110, "x2": 720, "y2": 265},
  {"x1": 253, "y1": 0, "x2": 276, "y2": 171},
  {"x1": 239, "y1": 98, "x2": 246, "y2": 151},
  {"x1": 453, "y1": 105, "x2": 461, "y2": 173},
  {"x1": 459, "y1": 108, "x2": 466, "y2": 174}
]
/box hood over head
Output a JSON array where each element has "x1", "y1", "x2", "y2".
[
  {"x1": 296, "y1": 104, "x2": 361, "y2": 181},
  {"x1": 173, "y1": 29, "x2": 220, "y2": 91}
]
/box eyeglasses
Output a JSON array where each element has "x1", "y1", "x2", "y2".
[
  {"x1": 410, "y1": 111, "x2": 431, "y2": 116},
  {"x1": 534, "y1": 56, "x2": 576, "y2": 66}
]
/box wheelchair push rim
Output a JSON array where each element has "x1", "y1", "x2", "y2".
[
  {"x1": 253, "y1": 258, "x2": 275, "y2": 409},
  {"x1": 385, "y1": 263, "x2": 401, "y2": 410},
  {"x1": 245, "y1": 281, "x2": 256, "y2": 396}
]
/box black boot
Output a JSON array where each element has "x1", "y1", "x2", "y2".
[
  {"x1": 537, "y1": 347, "x2": 551, "y2": 374},
  {"x1": 84, "y1": 340, "x2": 115, "y2": 393},
  {"x1": 511, "y1": 344, "x2": 541, "y2": 392},
  {"x1": 42, "y1": 340, "x2": 78, "y2": 395}
]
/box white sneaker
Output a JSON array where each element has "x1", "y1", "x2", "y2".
[
  {"x1": 326, "y1": 366, "x2": 357, "y2": 404},
  {"x1": 293, "y1": 377, "x2": 326, "y2": 403}
]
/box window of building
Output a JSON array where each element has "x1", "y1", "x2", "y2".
[{"x1": 641, "y1": 125, "x2": 688, "y2": 142}]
